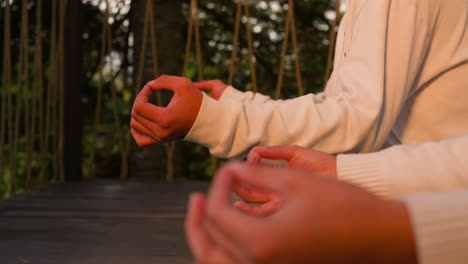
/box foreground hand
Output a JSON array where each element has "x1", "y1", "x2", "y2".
[
  {"x1": 131, "y1": 75, "x2": 203, "y2": 147},
  {"x1": 248, "y1": 145, "x2": 337, "y2": 178},
  {"x1": 185, "y1": 162, "x2": 417, "y2": 264},
  {"x1": 235, "y1": 145, "x2": 337, "y2": 216},
  {"x1": 194, "y1": 79, "x2": 228, "y2": 100}
]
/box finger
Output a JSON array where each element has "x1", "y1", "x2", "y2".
[
  {"x1": 225, "y1": 163, "x2": 292, "y2": 194},
  {"x1": 204, "y1": 217, "x2": 253, "y2": 264},
  {"x1": 205, "y1": 163, "x2": 264, "y2": 243},
  {"x1": 246, "y1": 151, "x2": 261, "y2": 165},
  {"x1": 131, "y1": 112, "x2": 167, "y2": 139},
  {"x1": 186, "y1": 193, "x2": 237, "y2": 264},
  {"x1": 249, "y1": 146, "x2": 301, "y2": 162},
  {"x1": 133, "y1": 98, "x2": 168, "y2": 125},
  {"x1": 148, "y1": 74, "x2": 189, "y2": 92},
  {"x1": 194, "y1": 80, "x2": 219, "y2": 91},
  {"x1": 206, "y1": 163, "x2": 291, "y2": 243},
  {"x1": 185, "y1": 193, "x2": 212, "y2": 261},
  {"x1": 234, "y1": 184, "x2": 270, "y2": 203},
  {"x1": 131, "y1": 128, "x2": 157, "y2": 147},
  {"x1": 133, "y1": 84, "x2": 171, "y2": 124},
  {"x1": 130, "y1": 118, "x2": 160, "y2": 142},
  {"x1": 234, "y1": 201, "x2": 279, "y2": 217},
  {"x1": 135, "y1": 84, "x2": 154, "y2": 103}
]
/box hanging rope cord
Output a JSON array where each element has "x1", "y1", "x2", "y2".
[
  {"x1": 9, "y1": 0, "x2": 30, "y2": 194},
  {"x1": 228, "y1": 0, "x2": 258, "y2": 92},
  {"x1": 131, "y1": 0, "x2": 176, "y2": 182},
  {"x1": 41, "y1": 0, "x2": 58, "y2": 183},
  {"x1": 324, "y1": 0, "x2": 342, "y2": 86},
  {"x1": 57, "y1": 0, "x2": 68, "y2": 183},
  {"x1": 25, "y1": 0, "x2": 44, "y2": 188},
  {"x1": 183, "y1": 0, "x2": 203, "y2": 80},
  {"x1": 89, "y1": 0, "x2": 131, "y2": 180},
  {"x1": 275, "y1": 0, "x2": 303, "y2": 100},
  {"x1": 0, "y1": 0, "x2": 12, "y2": 188},
  {"x1": 88, "y1": 2, "x2": 110, "y2": 178}
]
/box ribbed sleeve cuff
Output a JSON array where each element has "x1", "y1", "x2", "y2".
[
  {"x1": 184, "y1": 93, "x2": 238, "y2": 158},
  {"x1": 403, "y1": 191, "x2": 468, "y2": 264},
  {"x1": 219, "y1": 85, "x2": 244, "y2": 101},
  {"x1": 184, "y1": 93, "x2": 219, "y2": 147},
  {"x1": 337, "y1": 154, "x2": 393, "y2": 199}
]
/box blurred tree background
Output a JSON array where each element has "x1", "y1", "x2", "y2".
[{"x1": 0, "y1": 0, "x2": 340, "y2": 197}]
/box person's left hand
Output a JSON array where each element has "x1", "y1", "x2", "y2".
[{"x1": 185, "y1": 162, "x2": 417, "y2": 264}]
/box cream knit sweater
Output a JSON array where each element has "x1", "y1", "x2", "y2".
[{"x1": 184, "y1": 1, "x2": 468, "y2": 263}]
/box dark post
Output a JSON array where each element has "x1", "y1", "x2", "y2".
[
  {"x1": 130, "y1": 0, "x2": 184, "y2": 180},
  {"x1": 63, "y1": 0, "x2": 84, "y2": 181}
]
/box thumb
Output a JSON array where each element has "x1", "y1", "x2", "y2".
[
  {"x1": 248, "y1": 145, "x2": 303, "y2": 163},
  {"x1": 194, "y1": 80, "x2": 217, "y2": 91},
  {"x1": 147, "y1": 75, "x2": 190, "y2": 92}
]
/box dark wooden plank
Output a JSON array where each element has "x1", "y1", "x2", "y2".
[
  {"x1": 0, "y1": 256, "x2": 193, "y2": 264},
  {"x1": 0, "y1": 180, "x2": 210, "y2": 264}
]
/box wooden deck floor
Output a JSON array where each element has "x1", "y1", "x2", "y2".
[{"x1": 0, "y1": 180, "x2": 209, "y2": 264}]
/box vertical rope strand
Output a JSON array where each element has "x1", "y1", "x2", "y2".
[
  {"x1": 41, "y1": 0, "x2": 58, "y2": 183},
  {"x1": 10, "y1": 0, "x2": 30, "y2": 194},
  {"x1": 228, "y1": 0, "x2": 242, "y2": 85},
  {"x1": 288, "y1": 0, "x2": 303, "y2": 96},
  {"x1": 147, "y1": 0, "x2": 176, "y2": 182},
  {"x1": 106, "y1": 0, "x2": 130, "y2": 180},
  {"x1": 27, "y1": 0, "x2": 43, "y2": 188},
  {"x1": 243, "y1": 0, "x2": 258, "y2": 93},
  {"x1": 183, "y1": 0, "x2": 195, "y2": 77},
  {"x1": 89, "y1": 1, "x2": 111, "y2": 178},
  {"x1": 36, "y1": 0, "x2": 45, "y2": 186},
  {"x1": 192, "y1": 0, "x2": 203, "y2": 82},
  {"x1": 275, "y1": 4, "x2": 292, "y2": 99},
  {"x1": 1, "y1": 0, "x2": 12, "y2": 189},
  {"x1": 57, "y1": 0, "x2": 69, "y2": 182},
  {"x1": 23, "y1": 0, "x2": 32, "y2": 189},
  {"x1": 324, "y1": 0, "x2": 342, "y2": 86},
  {"x1": 275, "y1": 0, "x2": 302, "y2": 99}
]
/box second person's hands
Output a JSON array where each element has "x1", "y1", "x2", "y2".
[{"x1": 131, "y1": 75, "x2": 203, "y2": 147}]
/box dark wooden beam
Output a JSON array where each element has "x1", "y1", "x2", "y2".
[{"x1": 63, "y1": 0, "x2": 84, "y2": 181}]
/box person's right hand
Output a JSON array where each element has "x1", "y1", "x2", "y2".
[
  {"x1": 131, "y1": 75, "x2": 203, "y2": 147},
  {"x1": 234, "y1": 145, "x2": 337, "y2": 216},
  {"x1": 247, "y1": 145, "x2": 337, "y2": 178},
  {"x1": 194, "y1": 79, "x2": 228, "y2": 100},
  {"x1": 186, "y1": 162, "x2": 417, "y2": 264}
]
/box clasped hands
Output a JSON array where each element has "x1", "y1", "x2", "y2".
[
  {"x1": 131, "y1": 75, "x2": 227, "y2": 146},
  {"x1": 186, "y1": 146, "x2": 417, "y2": 264}
]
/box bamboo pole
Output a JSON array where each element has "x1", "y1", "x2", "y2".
[{"x1": 0, "y1": 0, "x2": 12, "y2": 189}]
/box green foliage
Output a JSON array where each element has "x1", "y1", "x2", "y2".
[{"x1": 0, "y1": 0, "x2": 336, "y2": 196}]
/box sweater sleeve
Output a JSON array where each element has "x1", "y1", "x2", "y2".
[
  {"x1": 337, "y1": 135, "x2": 468, "y2": 199},
  {"x1": 403, "y1": 191, "x2": 468, "y2": 264},
  {"x1": 185, "y1": 1, "x2": 433, "y2": 158},
  {"x1": 219, "y1": 86, "x2": 277, "y2": 104}
]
